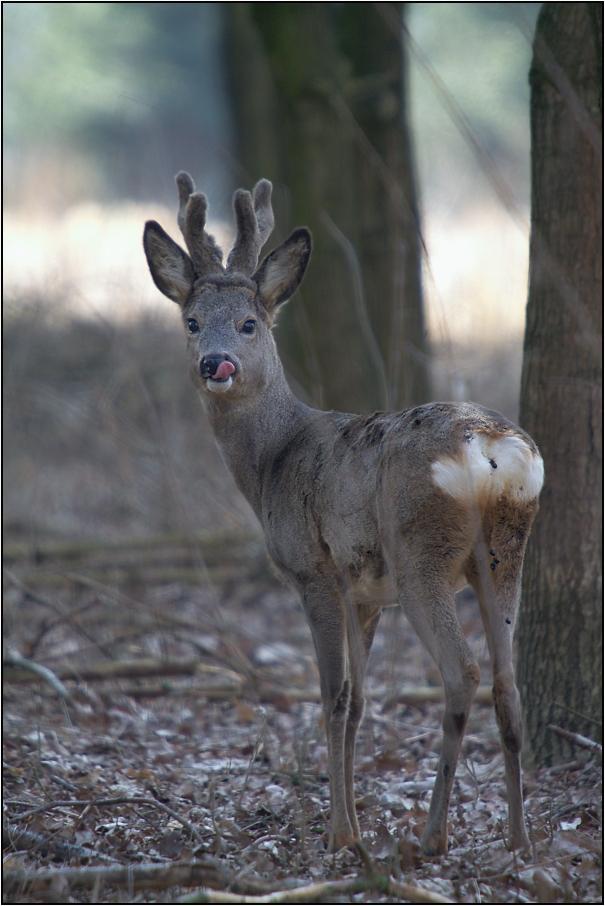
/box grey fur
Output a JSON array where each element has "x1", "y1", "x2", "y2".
[{"x1": 143, "y1": 174, "x2": 543, "y2": 856}]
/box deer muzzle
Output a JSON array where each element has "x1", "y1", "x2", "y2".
[{"x1": 200, "y1": 355, "x2": 237, "y2": 393}]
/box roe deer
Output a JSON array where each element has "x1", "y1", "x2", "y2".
[{"x1": 143, "y1": 172, "x2": 543, "y2": 855}]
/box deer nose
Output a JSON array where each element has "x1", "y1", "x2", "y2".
[{"x1": 200, "y1": 355, "x2": 236, "y2": 380}]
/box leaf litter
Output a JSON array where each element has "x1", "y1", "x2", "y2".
[{"x1": 3, "y1": 536, "x2": 602, "y2": 903}]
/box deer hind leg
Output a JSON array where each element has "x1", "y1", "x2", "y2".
[
  {"x1": 303, "y1": 578, "x2": 357, "y2": 851},
  {"x1": 343, "y1": 604, "x2": 382, "y2": 838},
  {"x1": 399, "y1": 576, "x2": 480, "y2": 855},
  {"x1": 466, "y1": 498, "x2": 538, "y2": 851}
]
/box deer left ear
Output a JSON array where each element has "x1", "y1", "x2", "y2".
[{"x1": 254, "y1": 228, "x2": 312, "y2": 313}]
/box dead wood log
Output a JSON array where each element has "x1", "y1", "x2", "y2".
[
  {"x1": 94, "y1": 678, "x2": 495, "y2": 707},
  {"x1": 3, "y1": 654, "x2": 494, "y2": 710},
  {"x1": 176, "y1": 876, "x2": 455, "y2": 904},
  {"x1": 257, "y1": 683, "x2": 493, "y2": 707},
  {"x1": 383, "y1": 684, "x2": 493, "y2": 706},
  {"x1": 3, "y1": 531, "x2": 264, "y2": 566},
  {"x1": 7, "y1": 565, "x2": 273, "y2": 591},
  {"x1": 3, "y1": 860, "x2": 234, "y2": 898},
  {"x1": 4, "y1": 531, "x2": 275, "y2": 597},
  {"x1": 0, "y1": 859, "x2": 452, "y2": 904},
  {"x1": 3, "y1": 656, "x2": 225, "y2": 683}
]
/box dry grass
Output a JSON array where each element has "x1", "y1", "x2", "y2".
[{"x1": 3, "y1": 297, "x2": 256, "y2": 543}]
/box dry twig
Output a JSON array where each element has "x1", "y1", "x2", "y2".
[
  {"x1": 2, "y1": 650, "x2": 71, "y2": 699},
  {"x1": 3, "y1": 656, "x2": 232, "y2": 683},
  {"x1": 547, "y1": 724, "x2": 602, "y2": 757},
  {"x1": 8, "y1": 796, "x2": 205, "y2": 847}
]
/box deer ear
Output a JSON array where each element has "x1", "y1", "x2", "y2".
[
  {"x1": 254, "y1": 228, "x2": 311, "y2": 312},
  {"x1": 143, "y1": 221, "x2": 195, "y2": 305}
]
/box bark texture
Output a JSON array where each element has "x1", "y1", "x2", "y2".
[
  {"x1": 518, "y1": 3, "x2": 602, "y2": 766},
  {"x1": 226, "y1": 2, "x2": 428, "y2": 413}
]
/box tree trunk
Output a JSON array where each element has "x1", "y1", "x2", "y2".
[
  {"x1": 226, "y1": 2, "x2": 428, "y2": 413},
  {"x1": 518, "y1": 3, "x2": 602, "y2": 766}
]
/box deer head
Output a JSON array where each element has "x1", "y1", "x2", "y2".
[{"x1": 143, "y1": 173, "x2": 311, "y2": 398}]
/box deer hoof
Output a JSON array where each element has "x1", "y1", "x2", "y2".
[
  {"x1": 508, "y1": 830, "x2": 531, "y2": 852},
  {"x1": 329, "y1": 828, "x2": 358, "y2": 852},
  {"x1": 420, "y1": 830, "x2": 448, "y2": 857}
]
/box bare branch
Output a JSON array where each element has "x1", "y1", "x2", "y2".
[
  {"x1": 3, "y1": 650, "x2": 71, "y2": 699},
  {"x1": 547, "y1": 725, "x2": 602, "y2": 757}
]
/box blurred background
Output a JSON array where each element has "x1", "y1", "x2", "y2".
[{"x1": 3, "y1": 2, "x2": 542, "y2": 543}]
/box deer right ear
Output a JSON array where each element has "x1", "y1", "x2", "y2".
[
  {"x1": 143, "y1": 221, "x2": 196, "y2": 306},
  {"x1": 254, "y1": 228, "x2": 312, "y2": 314}
]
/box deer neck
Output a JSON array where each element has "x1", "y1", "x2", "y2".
[{"x1": 202, "y1": 366, "x2": 315, "y2": 517}]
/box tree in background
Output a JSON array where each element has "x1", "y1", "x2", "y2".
[
  {"x1": 3, "y1": 3, "x2": 234, "y2": 207},
  {"x1": 518, "y1": 3, "x2": 602, "y2": 765},
  {"x1": 227, "y1": 3, "x2": 428, "y2": 414}
]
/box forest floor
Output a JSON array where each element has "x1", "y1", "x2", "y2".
[{"x1": 3, "y1": 532, "x2": 602, "y2": 904}]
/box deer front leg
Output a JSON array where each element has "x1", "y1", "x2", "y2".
[
  {"x1": 342, "y1": 605, "x2": 382, "y2": 838},
  {"x1": 303, "y1": 579, "x2": 356, "y2": 851}
]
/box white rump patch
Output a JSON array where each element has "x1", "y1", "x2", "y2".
[{"x1": 432, "y1": 433, "x2": 544, "y2": 504}]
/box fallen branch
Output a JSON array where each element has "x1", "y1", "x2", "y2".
[
  {"x1": 547, "y1": 724, "x2": 602, "y2": 757},
  {"x1": 476, "y1": 847, "x2": 603, "y2": 883},
  {"x1": 233, "y1": 681, "x2": 495, "y2": 707},
  {"x1": 66, "y1": 565, "x2": 269, "y2": 589},
  {"x1": 3, "y1": 860, "x2": 234, "y2": 898},
  {"x1": 389, "y1": 878, "x2": 456, "y2": 905},
  {"x1": 2, "y1": 823, "x2": 110, "y2": 863},
  {"x1": 3, "y1": 651, "x2": 494, "y2": 710},
  {"x1": 3, "y1": 656, "x2": 221, "y2": 683},
  {"x1": 3, "y1": 568, "x2": 113, "y2": 657},
  {"x1": 4, "y1": 531, "x2": 273, "y2": 591},
  {"x1": 553, "y1": 701, "x2": 603, "y2": 728},
  {"x1": 177, "y1": 876, "x2": 455, "y2": 904},
  {"x1": 8, "y1": 796, "x2": 205, "y2": 847},
  {"x1": 63, "y1": 571, "x2": 258, "y2": 681},
  {"x1": 378, "y1": 684, "x2": 492, "y2": 706},
  {"x1": 2, "y1": 650, "x2": 71, "y2": 699},
  {"x1": 545, "y1": 758, "x2": 591, "y2": 775},
  {"x1": 3, "y1": 530, "x2": 264, "y2": 567}
]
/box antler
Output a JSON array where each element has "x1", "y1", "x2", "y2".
[
  {"x1": 226, "y1": 179, "x2": 275, "y2": 276},
  {"x1": 174, "y1": 172, "x2": 275, "y2": 278},
  {"x1": 175, "y1": 172, "x2": 224, "y2": 276}
]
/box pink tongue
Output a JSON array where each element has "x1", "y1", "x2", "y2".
[{"x1": 214, "y1": 360, "x2": 235, "y2": 380}]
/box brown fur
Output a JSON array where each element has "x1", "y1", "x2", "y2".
[{"x1": 143, "y1": 173, "x2": 543, "y2": 855}]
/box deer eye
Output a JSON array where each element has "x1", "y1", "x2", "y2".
[
  {"x1": 187, "y1": 319, "x2": 199, "y2": 333},
  {"x1": 241, "y1": 319, "x2": 256, "y2": 335}
]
